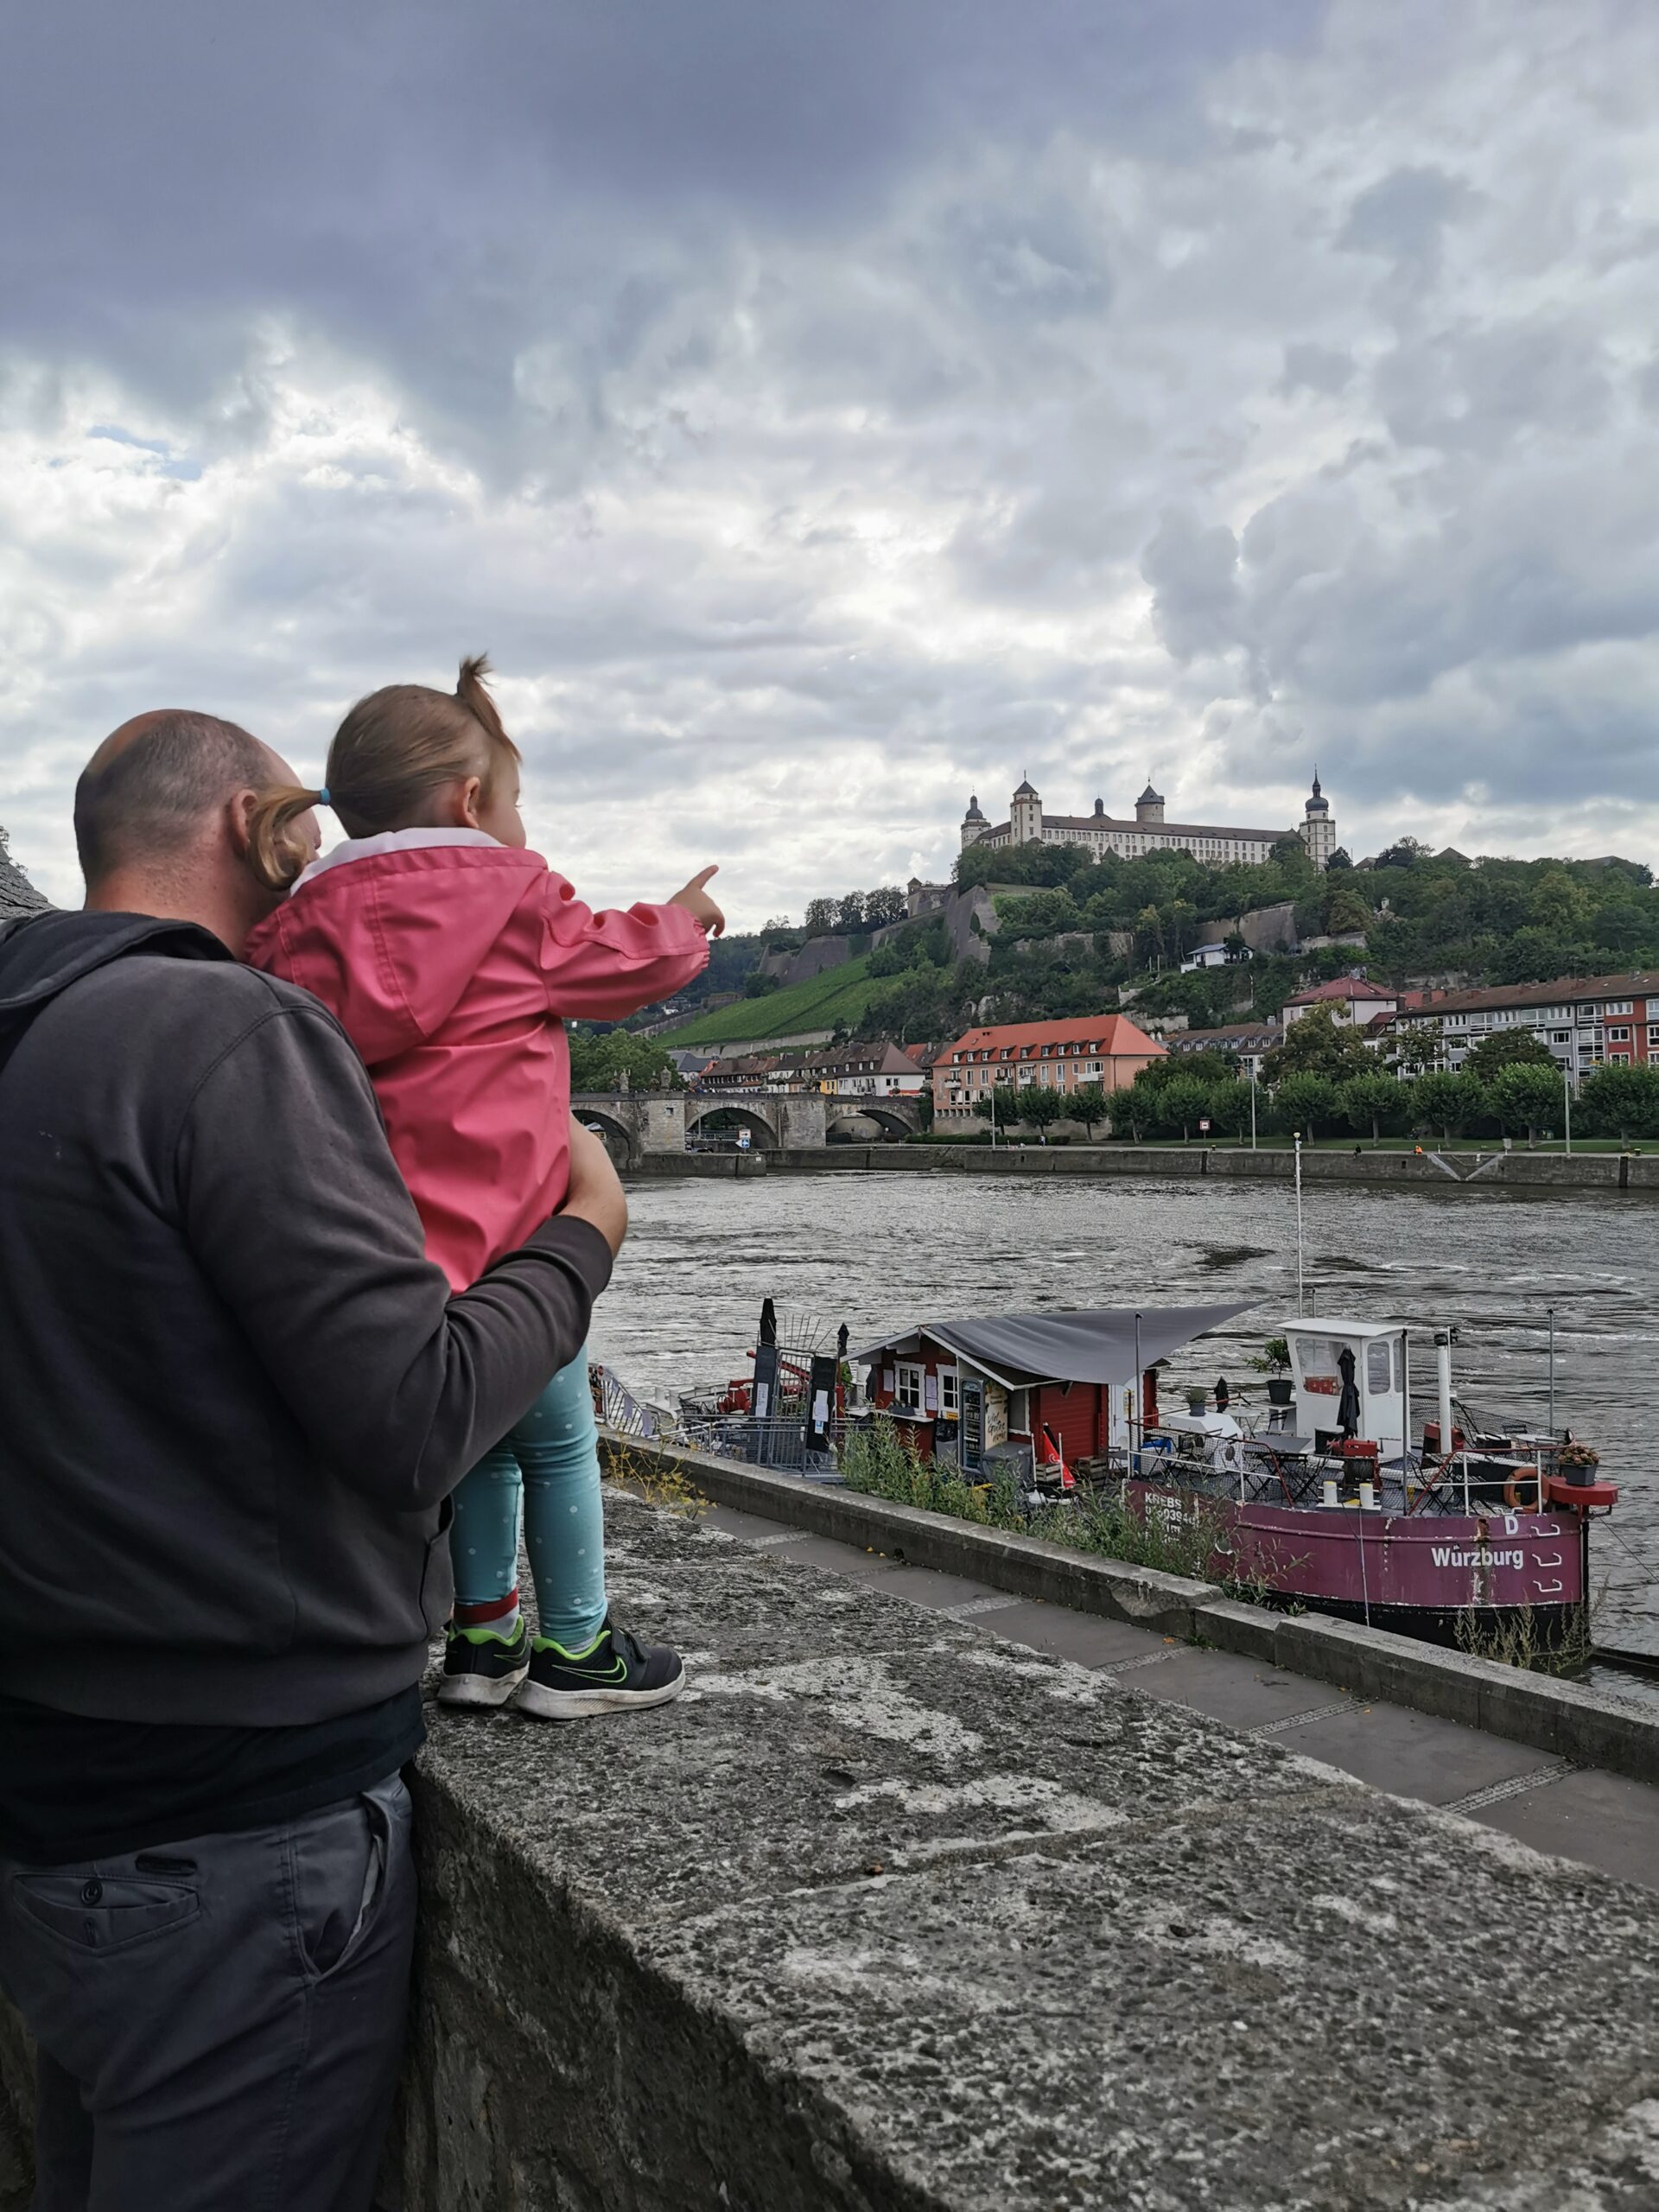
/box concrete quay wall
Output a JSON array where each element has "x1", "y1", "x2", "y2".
[
  {"x1": 10, "y1": 1489, "x2": 1659, "y2": 2208},
  {"x1": 741, "y1": 1141, "x2": 1655, "y2": 1193}
]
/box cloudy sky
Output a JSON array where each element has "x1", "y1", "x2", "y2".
[{"x1": 3, "y1": 0, "x2": 1658, "y2": 918}]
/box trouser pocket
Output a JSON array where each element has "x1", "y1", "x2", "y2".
[
  {"x1": 10, "y1": 1870, "x2": 199, "y2": 1955},
  {"x1": 289, "y1": 1773, "x2": 406, "y2": 1984}
]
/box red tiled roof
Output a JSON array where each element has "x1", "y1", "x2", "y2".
[
  {"x1": 941, "y1": 1014, "x2": 1165, "y2": 1064},
  {"x1": 1285, "y1": 977, "x2": 1396, "y2": 1006}
]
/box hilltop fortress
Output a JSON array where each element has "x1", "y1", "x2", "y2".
[{"x1": 961, "y1": 772, "x2": 1337, "y2": 872}]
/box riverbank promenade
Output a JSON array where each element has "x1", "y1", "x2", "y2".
[{"x1": 11, "y1": 1485, "x2": 1659, "y2": 2209}]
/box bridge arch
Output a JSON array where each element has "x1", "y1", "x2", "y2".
[
  {"x1": 572, "y1": 1108, "x2": 639, "y2": 1168},
  {"x1": 685, "y1": 1103, "x2": 779, "y2": 1152},
  {"x1": 825, "y1": 1103, "x2": 915, "y2": 1143}
]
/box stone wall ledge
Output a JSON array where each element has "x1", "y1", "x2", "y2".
[
  {"x1": 10, "y1": 1489, "x2": 1659, "y2": 2208},
  {"x1": 603, "y1": 1432, "x2": 1659, "y2": 1789},
  {"x1": 344, "y1": 1490, "x2": 1659, "y2": 2208}
]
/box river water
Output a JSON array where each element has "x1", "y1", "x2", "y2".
[{"x1": 589, "y1": 1171, "x2": 1659, "y2": 1670}]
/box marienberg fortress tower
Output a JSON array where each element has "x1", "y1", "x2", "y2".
[{"x1": 961, "y1": 772, "x2": 1337, "y2": 871}]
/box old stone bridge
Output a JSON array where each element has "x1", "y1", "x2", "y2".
[{"x1": 571, "y1": 1090, "x2": 923, "y2": 1162}]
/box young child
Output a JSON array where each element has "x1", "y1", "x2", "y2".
[{"x1": 244, "y1": 657, "x2": 720, "y2": 1719}]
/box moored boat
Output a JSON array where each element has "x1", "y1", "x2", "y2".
[{"x1": 842, "y1": 1305, "x2": 1618, "y2": 1643}]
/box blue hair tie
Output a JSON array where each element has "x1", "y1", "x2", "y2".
[{"x1": 316, "y1": 786, "x2": 331, "y2": 807}]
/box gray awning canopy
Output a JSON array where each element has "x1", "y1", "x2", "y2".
[{"x1": 854, "y1": 1305, "x2": 1255, "y2": 1389}]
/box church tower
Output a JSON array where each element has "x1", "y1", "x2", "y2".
[
  {"x1": 1300, "y1": 771, "x2": 1336, "y2": 871},
  {"x1": 960, "y1": 793, "x2": 988, "y2": 851},
  {"x1": 1010, "y1": 777, "x2": 1043, "y2": 846},
  {"x1": 1135, "y1": 780, "x2": 1165, "y2": 825}
]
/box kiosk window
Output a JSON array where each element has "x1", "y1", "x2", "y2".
[
  {"x1": 895, "y1": 1363, "x2": 924, "y2": 1413},
  {"x1": 1366, "y1": 1340, "x2": 1391, "y2": 1393}
]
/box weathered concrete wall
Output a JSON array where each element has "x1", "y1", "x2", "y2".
[
  {"x1": 11, "y1": 1491, "x2": 1659, "y2": 2209},
  {"x1": 754, "y1": 1142, "x2": 1658, "y2": 1195}
]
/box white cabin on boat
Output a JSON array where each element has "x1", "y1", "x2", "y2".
[{"x1": 1282, "y1": 1319, "x2": 1409, "y2": 1460}]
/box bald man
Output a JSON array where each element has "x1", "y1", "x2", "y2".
[{"x1": 0, "y1": 710, "x2": 627, "y2": 2209}]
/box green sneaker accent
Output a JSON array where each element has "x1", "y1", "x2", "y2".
[
  {"x1": 535, "y1": 1629, "x2": 607, "y2": 1661},
  {"x1": 450, "y1": 1621, "x2": 526, "y2": 1649}
]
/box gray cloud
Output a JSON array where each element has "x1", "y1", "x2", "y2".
[{"x1": 4, "y1": 0, "x2": 1659, "y2": 913}]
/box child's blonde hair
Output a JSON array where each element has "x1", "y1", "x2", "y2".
[{"x1": 247, "y1": 655, "x2": 521, "y2": 891}]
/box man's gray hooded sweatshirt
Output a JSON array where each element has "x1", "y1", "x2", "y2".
[{"x1": 0, "y1": 911, "x2": 612, "y2": 1857}]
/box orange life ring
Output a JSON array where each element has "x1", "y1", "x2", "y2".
[{"x1": 1503, "y1": 1475, "x2": 1533, "y2": 1511}]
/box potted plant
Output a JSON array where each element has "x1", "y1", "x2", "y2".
[
  {"x1": 1556, "y1": 1439, "x2": 1600, "y2": 1488},
  {"x1": 1185, "y1": 1385, "x2": 1211, "y2": 1417},
  {"x1": 1249, "y1": 1336, "x2": 1294, "y2": 1408}
]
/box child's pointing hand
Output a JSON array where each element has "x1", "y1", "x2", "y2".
[{"x1": 668, "y1": 865, "x2": 725, "y2": 938}]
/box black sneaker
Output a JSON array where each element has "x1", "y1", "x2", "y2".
[
  {"x1": 438, "y1": 1618, "x2": 531, "y2": 1708},
  {"x1": 515, "y1": 1618, "x2": 686, "y2": 1721}
]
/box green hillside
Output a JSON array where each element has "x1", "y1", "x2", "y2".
[{"x1": 657, "y1": 955, "x2": 886, "y2": 1046}]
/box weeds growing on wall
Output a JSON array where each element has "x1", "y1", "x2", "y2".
[
  {"x1": 837, "y1": 1417, "x2": 1279, "y2": 1598},
  {"x1": 1452, "y1": 1594, "x2": 1597, "y2": 1676},
  {"x1": 601, "y1": 1442, "x2": 710, "y2": 1522}
]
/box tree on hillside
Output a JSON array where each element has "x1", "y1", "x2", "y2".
[
  {"x1": 1374, "y1": 837, "x2": 1431, "y2": 869},
  {"x1": 1068, "y1": 1083, "x2": 1109, "y2": 1138},
  {"x1": 1579, "y1": 1063, "x2": 1659, "y2": 1141},
  {"x1": 1166, "y1": 899, "x2": 1198, "y2": 961},
  {"x1": 863, "y1": 886, "x2": 907, "y2": 927},
  {"x1": 1325, "y1": 848, "x2": 1352, "y2": 870},
  {"x1": 1134, "y1": 905, "x2": 1164, "y2": 966},
  {"x1": 1322, "y1": 883, "x2": 1373, "y2": 936},
  {"x1": 1411, "y1": 1071, "x2": 1487, "y2": 1147},
  {"x1": 1260, "y1": 1005, "x2": 1373, "y2": 1084},
  {"x1": 1489, "y1": 1063, "x2": 1563, "y2": 1147},
  {"x1": 835, "y1": 891, "x2": 868, "y2": 931},
  {"x1": 1342, "y1": 1071, "x2": 1409, "y2": 1145},
  {"x1": 1274, "y1": 1072, "x2": 1342, "y2": 1140},
  {"x1": 804, "y1": 897, "x2": 836, "y2": 936},
  {"x1": 1462, "y1": 1029, "x2": 1557, "y2": 1081},
  {"x1": 999, "y1": 888, "x2": 1083, "y2": 939}
]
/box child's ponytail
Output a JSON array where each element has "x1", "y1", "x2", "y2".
[
  {"x1": 246, "y1": 785, "x2": 327, "y2": 893},
  {"x1": 454, "y1": 654, "x2": 514, "y2": 754}
]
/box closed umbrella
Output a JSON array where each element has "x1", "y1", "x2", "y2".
[{"x1": 1336, "y1": 1344, "x2": 1361, "y2": 1439}]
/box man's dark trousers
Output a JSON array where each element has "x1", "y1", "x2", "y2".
[{"x1": 0, "y1": 1773, "x2": 414, "y2": 2210}]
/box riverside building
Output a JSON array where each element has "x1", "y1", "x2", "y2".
[
  {"x1": 960, "y1": 772, "x2": 1337, "y2": 871},
  {"x1": 934, "y1": 1014, "x2": 1164, "y2": 1127},
  {"x1": 1389, "y1": 971, "x2": 1659, "y2": 1078}
]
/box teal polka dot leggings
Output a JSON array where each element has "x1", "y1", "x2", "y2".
[{"x1": 448, "y1": 1345, "x2": 608, "y2": 1649}]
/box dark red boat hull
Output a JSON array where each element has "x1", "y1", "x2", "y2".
[{"x1": 1130, "y1": 1484, "x2": 1586, "y2": 1622}]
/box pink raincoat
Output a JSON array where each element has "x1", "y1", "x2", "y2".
[{"x1": 245, "y1": 830, "x2": 709, "y2": 1291}]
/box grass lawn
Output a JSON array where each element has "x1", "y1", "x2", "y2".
[{"x1": 657, "y1": 954, "x2": 887, "y2": 1047}]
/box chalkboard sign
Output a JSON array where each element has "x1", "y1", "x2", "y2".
[{"x1": 959, "y1": 1377, "x2": 985, "y2": 1475}]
